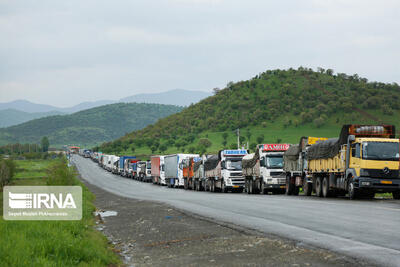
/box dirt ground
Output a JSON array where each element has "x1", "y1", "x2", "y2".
[{"x1": 83, "y1": 181, "x2": 374, "y2": 267}]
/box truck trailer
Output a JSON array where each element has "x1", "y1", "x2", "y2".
[
  {"x1": 284, "y1": 136, "x2": 328, "y2": 195},
  {"x1": 204, "y1": 149, "x2": 247, "y2": 193},
  {"x1": 151, "y1": 156, "x2": 165, "y2": 185},
  {"x1": 183, "y1": 157, "x2": 201, "y2": 190},
  {"x1": 306, "y1": 125, "x2": 400, "y2": 199},
  {"x1": 164, "y1": 154, "x2": 199, "y2": 188},
  {"x1": 118, "y1": 156, "x2": 136, "y2": 176},
  {"x1": 243, "y1": 144, "x2": 289, "y2": 194}
]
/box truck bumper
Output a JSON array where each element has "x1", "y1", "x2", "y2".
[
  {"x1": 356, "y1": 177, "x2": 400, "y2": 192},
  {"x1": 264, "y1": 183, "x2": 286, "y2": 189}
]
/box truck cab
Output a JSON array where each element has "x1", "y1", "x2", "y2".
[
  {"x1": 258, "y1": 144, "x2": 288, "y2": 193},
  {"x1": 218, "y1": 149, "x2": 247, "y2": 192},
  {"x1": 343, "y1": 126, "x2": 400, "y2": 198}
]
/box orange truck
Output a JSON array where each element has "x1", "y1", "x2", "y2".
[{"x1": 182, "y1": 157, "x2": 201, "y2": 190}]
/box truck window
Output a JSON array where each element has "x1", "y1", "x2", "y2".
[
  {"x1": 266, "y1": 156, "x2": 284, "y2": 169},
  {"x1": 362, "y1": 142, "x2": 399, "y2": 161},
  {"x1": 351, "y1": 144, "x2": 360, "y2": 158}
]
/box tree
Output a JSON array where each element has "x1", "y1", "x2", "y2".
[
  {"x1": 198, "y1": 138, "x2": 212, "y2": 148},
  {"x1": 41, "y1": 137, "x2": 49, "y2": 152},
  {"x1": 159, "y1": 144, "x2": 167, "y2": 153},
  {"x1": 188, "y1": 146, "x2": 196, "y2": 153},
  {"x1": 222, "y1": 132, "x2": 228, "y2": 140},
  {"x1": 256, "y1": 134, "x2": 264, "y2": 144}
]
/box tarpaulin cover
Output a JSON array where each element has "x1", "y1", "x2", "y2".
[
  {"x1": 193, "y1": 160, "x2": 202, "y2": 172},
  {"x1": 242, "y1": 150, "x2": 260, "y2": 169},
  {"x1": 204, "y1": 155, "x2": 219, "y2": 171},
  {"x1": 284, "y1": 145, "x2": 301, "y2": 161},
  {"x1": 306, "y1": 138, "x2": 339, "y2": 160}
]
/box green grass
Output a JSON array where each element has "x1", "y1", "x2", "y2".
[
  {"x1": 14, "y1": 159, "x2": 54, "y2": 179},
  {"x1": 0, "y1": 159, "x2": 121, "y2": 266}
]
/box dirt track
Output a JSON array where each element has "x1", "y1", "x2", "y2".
[{"x1": 83, "y1": 180, "x2": 372, "y2": 267}]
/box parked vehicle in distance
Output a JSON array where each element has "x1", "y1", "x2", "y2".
[
  {"x1": 243, "y1": 144, "x2": 290, "y2": 194},
  {"x1": 183, "y1": 157, "x2": 201, "y2": 190},
  {"x1": 284, "y1": 136, "x2": 328, "y2": 196},
  {"x1": 164, "y1": 154, "x2": 199, "y2": 187},
  {"x1": 118, "y1": 156, "x2": 136, "y2": 176},
  {"x1": 127, "y1": 159, "x2": 140, "y2": 178},
  {"x1": 151, "y1": 156, "x2": 165, "y2": 185},
  {"x1": 111, "y1": 156, "x2": 120, "y2": 174},
  {"x1": 306, "y1": 125, "x2": 400, "y2": 199},
  {"x1": 205, "y1": 149, "x2": 248, "y2": 193}
]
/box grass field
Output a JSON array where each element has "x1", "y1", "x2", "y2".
[{"x1": 0, "y1": 159, "x2": 121, "y2": 266}]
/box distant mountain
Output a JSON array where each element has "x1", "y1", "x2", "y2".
[
  {"x1": 0, "y1": 109, "x2": 65, "y2": 128},
  {"x1": 59, "y1": 100, "x2": 116, "y2": 113},
  {"x1": 1, "y1": 89, "x2": 211, "y2": 115},
  {"x1": 0, "y1": 100, "x2": 59, "y2": 113},
  {"x1": 0, "y1": 103, "x2": 184, "y2": 146},
  {"x1": 120, "y1": 89, "x2": 212, "y2": 106}
]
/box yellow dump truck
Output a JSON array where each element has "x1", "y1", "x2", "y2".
[{"x1": 307, "y1": 125, "x2": 400, "y2": 199}]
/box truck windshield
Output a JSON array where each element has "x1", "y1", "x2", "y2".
[
  {"x1": 266, "y1": 156, "x2": 284, "y2": 169},
  {"x1": 226, "y1": 159, "x2": 242, "y2": 170},
  {"x1": 362, "y1": 142, "x2": 399, "y2": 161}
]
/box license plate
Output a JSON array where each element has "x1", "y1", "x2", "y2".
[
  {"x1": 381, "y1": 180, "x2": 392, "y2": 184},
  {"x1": 280, "y1": 185, "x2": 286, "y2": 188},
  {"x1": 232, "y1": 185, "x2": 239, "y2": 188}
]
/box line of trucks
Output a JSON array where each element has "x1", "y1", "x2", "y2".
[{"x1": 83, "y1": 124, "x2": 400, "y2": 200}]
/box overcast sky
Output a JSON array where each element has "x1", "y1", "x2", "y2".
[{"x1": 0, "y1": 0, "x2": 399, "y2": 107}]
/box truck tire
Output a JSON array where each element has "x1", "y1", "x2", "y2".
[
  {"x1": 184, "y1": 178, "x2": 188, "y2": 190},
  {"x1": 292, "y1": 186, "x2": 299, "y2": 196},
  {"x1": 260, "y1": 180, "x2": 266, "y2": 195},
  {"x1": 348, "y1": 181, "x2": 359, "y2": 200},
  {"x1": 322, "y1": 177, "x2": 330, "y2": 198},
  {"x1": 221, "y1": 179, "x2": 228, "y2": 193},
  {"x1": 393, "y1": 191, "x2": 400, "y2": 200},
  {"x1": 211, "y1": 180, "x2": 215, "y2": 192},
  {"x1": 315, "y1": 177, "x2": 323, "y2": 197},
  {"x1": 303, "y1": 179, "x2": 312, "y2": 196},
  {"x1": 285, "y1": 175, "x2": 293, "y2": 195}
]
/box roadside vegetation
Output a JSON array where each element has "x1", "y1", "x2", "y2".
[
  {"x1": 0, "y1": 157, "x2": 121, "y2": 266},
  {"x1": 99, "y1": 68, "x2": 400, "y2": 155}
]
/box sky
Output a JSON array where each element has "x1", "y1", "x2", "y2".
[{"x1": 0, "y1": 0, "x2": 399, "y2": 107}]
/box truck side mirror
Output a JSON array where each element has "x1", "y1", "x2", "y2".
[
  {"x1": 260, "y1": 157, "x2": 265, "y2": 167},
  {"x1": 348, "y1": 135, "x2": 355, "y2": 142},
  {"x1": 221, "y1": 161, "x2": 225, "y2": 169}
]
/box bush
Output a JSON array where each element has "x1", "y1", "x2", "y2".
[
  {"x1": 46, "y1": 158, "x2": 78, "y2": 186},
  {"x1": 0, "y1": 159, "x2": 16, "y2": 187}
]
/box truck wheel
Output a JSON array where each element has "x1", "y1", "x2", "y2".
[
  {"x1": 322, "y1": 177, "x2": 330, "y2": 198},
  {"x1": 393, "y1": 191, "x2": 400, "y2": 200},
  {"x1": 249, "y1": 180, "x2": 254, "y2": 194},
  {"x1": 285, "y1": 175, "x2": 293, "y2": 195},
  {"x1": 303, "y1": 179, "x2": 312, "y2": 196},
  {"x1": 211, "y1": 180, "x2": 215, "y2": 192},
  {"x1": 222, "y1": 180, "x2": 227, "y2": 193},
  {"x1": 184, "y1": 179, "x2": 188, "y2": 190},
  {"x1": 315, "y1": 177, "x2": 323, "y2": 197},
  {"x1": 260, "y1": 181, "x2": 266, "y2": 195},
  {"x1": 348, "y1": 181, "x2": 359, "y2": 200}
]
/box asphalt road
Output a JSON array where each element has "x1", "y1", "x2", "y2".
[{"x1": 72, "y1": 155, "x2": 400, "y2": 267}]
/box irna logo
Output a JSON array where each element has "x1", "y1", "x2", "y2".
[{"x1": 8, "y1": 192, "x2": 77, "y2": 209}]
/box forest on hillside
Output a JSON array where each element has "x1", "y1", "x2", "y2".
[
  {"x1": 99, "y1": 68, "x2": 400, "y2": 155},
  {"x1": 0, "y1": 103, "x2": 183, "y2": 146}
]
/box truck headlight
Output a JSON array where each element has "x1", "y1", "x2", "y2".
[{"x1": 361, "y1": 181, "x2": 371, "y2": 186}]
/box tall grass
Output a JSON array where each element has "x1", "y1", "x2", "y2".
[{"x1": 0, "y1": 158, "x2": 121, "y2": 266}]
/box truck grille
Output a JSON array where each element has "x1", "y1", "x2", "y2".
[
  {"x1": 270, "y1": 171, "x2": 285, "y2": 177},
  {"x1": 367, "y1": 169, "x2": 399, "y2": 179},
  {"x1": 230, "y1": 172, "x2": 243, "y2": 177},
  {"x1": 230, "y1": 177, "x2": 245, "y2": 185}
]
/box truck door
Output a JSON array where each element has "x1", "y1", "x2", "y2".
[{"x1": 350, "y1": 143, "x2": 361, "y2": 174}]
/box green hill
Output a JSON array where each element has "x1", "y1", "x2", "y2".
[
  {"x1": 0, "y1": 103, "x2": 183, "y2": 147},
  {"x1": 99, "y1": 68, "x2": 400, "y2": 156},
  {"x1": 0, "y1": 109, "x2": 65, "y2": 128}
]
